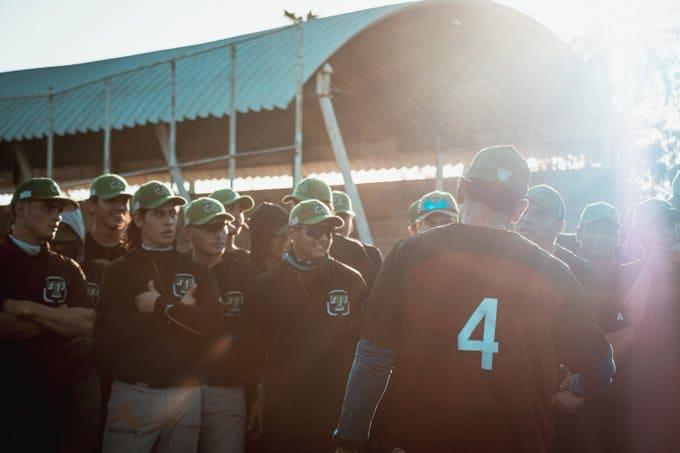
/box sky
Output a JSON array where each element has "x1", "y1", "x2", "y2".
[{"x1": 0, "y1": 0, "x2": 666, "y2": 73}]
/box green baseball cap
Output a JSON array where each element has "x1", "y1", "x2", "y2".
[
  {"x1": 184, "y1": 197, "x2": 235, "y2": 226},
  {"x1": 333, "y1": 190, "x2": 355, "y2": 216},
  {"x1": 407, "y1": 199, "x2": 421, "y2": 225},
  {"x1": 209, "y1": 188, "x2": 255, "y2": 213},
  {"x1": 527, "y1": 185, "x2": 565, "y2": 221},
  {"x1": 282, "y1": 177, "x2": 333, "y2": 206},
  {"x1": 417, "y1": 190, "x2": 459, "y2": 221},
  {"x1": 632, "y1": 198, "x2": 680, "y2": 230},
  {"x1": 11, "y1": 177, "x2": 78, "y2": 212},
  {"x1": 465, "y1": 145, "x2": 530, "y2": 197},
  {"x1": 289, "y1": 199, "x2": 344, "y2": 228},
  {"x1": 131, "y1": 181, "x2": 186, "y2": 213},
  {"x1": 89, "y1": 174, "x2": 133, "y2": 200},
  {"x1": 578, "y1": 201, "x2": 620, "y2": 228}
]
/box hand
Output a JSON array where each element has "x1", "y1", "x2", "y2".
[
  {"x1": 135, "y1": 281, "x2": 160, "y2": 313},
  {"x1": 247, "y1": 391, "x2": 264, "y2": 439},
  {"x1": 2, "y1": 298, "x2": 34, "y2": 317},
  {"x1": 180, "y1": 284, "x2": 198, "y2": 306},
  {"x1": 552, "y1": 390, "x2": 584, "y2": 414}
]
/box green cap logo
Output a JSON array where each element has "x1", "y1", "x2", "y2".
[
  {"x1": 90, "y1": 174, "x2": 132, "y2": 200},
  {"x1": 289, "y1": 199, "x2": 343, "y2": 227},
  {"x1": 184, "y1": 197, "x2": 234, "y2": 226},
  {"x1": 131, "y1": 181, "x2": 186, "y2": 213},
  {"x1": 283, "y1": 177, "x2": 333, "y2": 206}
]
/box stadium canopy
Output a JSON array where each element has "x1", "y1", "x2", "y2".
[{"x1": 0, "y1": 0, "x2": 611, "y2": 192}]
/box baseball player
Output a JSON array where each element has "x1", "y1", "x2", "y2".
[
  {"x1": 83, "y1": 174, "x2": 133, "y2": 297},
  {"x1": 183, "y1": 197, "x2": 257, "y2": 453},
  {"x1": 0, "y1": 178, "x2": 95, "y2": 452},
  {"x1": 407, "y1": 199, "x2": 420, "y2": 236},
  {"x1": 94, "y1": 181, "x2": 224, "y2": 452},
  {"x1": 415, "y1": 190, "x2": 459, "y2": 233},
  {"x1": 247, "y1": 202, "x2": 291, "y2": 275},
  {"x1": 517, "y1": 185, "x2": 592, "y2": 285},
  {"x1": 250, "y1": 199, "x2": 368, "y2": 452},
  {"x1": 333, "y1": 146, "x2": 613, "y2": 453},
  {"x1": 611, "y1": 198, "x2": 680, "y2": 452},
  {"x1": 210, "y1": 188, "x2": 255, "y2": 259},
  {"x1": 283, "y1": 177, "x2": 376, "y2": 287},
  {"x1": 333, "y1": 190, "x2": 383, "y2": 270}
]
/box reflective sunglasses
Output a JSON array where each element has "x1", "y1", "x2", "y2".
[
  {"x1": 421, "y1": 197, "x2": 452, "y2": 213},
  {"x1": 300, "y1": 224, "x2": 334, "y2": 240}
]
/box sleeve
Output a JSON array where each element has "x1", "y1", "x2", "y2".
[
  {"x1": 356, "y1": 243, "x2": 376, "y2": 289},
  {"x1": 334, "y1": 338, "x2": 396, "y2": 448},
  {"x1": 360, "y1": 239, "x2": 408, "y2": 351},
  {"x1": 552, "y1": 274, "x2": 614, "y2": 395},
  {"x1": 94, "y1": 262, "x2": 152, "y2": 374},
  {"x1": 153, "y1": 266, "x2": 224, "y2": 338},
  {"x1": 65, "y1": 258, "x2": 93, "y2": 309}
]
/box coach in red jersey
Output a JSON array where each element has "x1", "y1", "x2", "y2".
[{"x1": 334, "y1": 146, "x2": 614, "y2": 453}]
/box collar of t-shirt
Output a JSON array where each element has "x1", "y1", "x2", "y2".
[
  {"x1": 283, "y1": 251, "x2": 329, "y2": 272},
  {"x1": 141, "y1": 243, "x2": 174, "y2": 252},
  {"x1": 9, "y1": 235, "x2": 42, "y2": 256}
]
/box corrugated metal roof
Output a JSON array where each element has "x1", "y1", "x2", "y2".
[{"x1": 0, "y1": 2, "x2": 413, "y2": 142}]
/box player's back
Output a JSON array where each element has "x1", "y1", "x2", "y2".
[{"x1": 362, "y1": 223, "x2": 594, "y2": 452}]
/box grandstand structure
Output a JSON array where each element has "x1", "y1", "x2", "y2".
[{"x1": 0, "y1": 0, "x2": 615, "y2": 250}]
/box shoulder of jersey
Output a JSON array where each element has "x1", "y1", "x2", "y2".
[
  {"x1": 49, "y1": 248, "x2": 83, "y2": 270},
  {"x1": 329, "y1": 256, "x2": 367, "y2": 283}
]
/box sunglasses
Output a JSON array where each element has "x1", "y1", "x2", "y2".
[
  {"x1": 421, "y1": 197, "x2": 452, "y2": 212},
  {"x1": 299, "y1": 224, "x2": 334, "y2": 240}
]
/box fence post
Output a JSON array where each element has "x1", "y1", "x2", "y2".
[
  {"x1": 46, "y1": 87, "x2": 54, "y2": 178},
  {"x1": 293, "y1": 21, "x2": 304, "y2": 186},
  {"x1": 103, "y1": 78, "x2": 112, "y2": 174},
  {"x1": 167, "y1": 60, "x2": 189, "y2": 199},
  {"x1": 229, "y1": 45, "x2": 237, "y2": 188}
]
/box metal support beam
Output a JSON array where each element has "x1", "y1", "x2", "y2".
[
  {"x1": 228, "y1": 45, "x2": 237, "y2": 187},
  {"x1": 103, "y1": 79, "x2": 112, "y2": 174},
  {"x1": 316, "y1": 63, "x2": 373, "y2": 244},
  {"x1": 435, "y1": 133, "x2": 444, "y2": 190},
  {"x1": 13, "y1": 145, "x2": 32, "y2": 183},
  {"x1": 161, "y1": 61, "x2": 189, "y2": 199},
  {"x1": 47, "y1": 86, "x2": 54, "y2": 178},
  {"x1": 155, "y1": 122, "x2": 190, "y2": 200},
  {"x1": 293, "y1": 21, "x2": 304, "y2": 186}
]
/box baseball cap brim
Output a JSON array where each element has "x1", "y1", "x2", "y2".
[
  {"x1": 191, "y1": 212, "x2": 234, "y2": 226},
  {"x1": 417, "y1": 209, "x2": 458, "y2": 221},
  {"x1": 336, "y1": 209, "x2": 356, "y2": 217},
  {"x1": 146, "y1": 195, "x2": 186, "y2": 210},
  {"x1": 225, "y1": 195, "x2": 255, "y2": 212},
  {"x1": 37, "y1": 195, "x2": 79, "y2": 212}
]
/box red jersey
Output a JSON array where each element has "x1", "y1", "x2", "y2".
[{"x1": 361, "y1": 224, "x2": 609, "y2": 452}]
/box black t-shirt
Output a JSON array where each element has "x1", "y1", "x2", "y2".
[
  {"x1": 251, "y1": 256, "x2": 368, "y2": 448},
  {"x1": 94, "y1": 247, "x2": 222, "y2": 387},
  {"x1": 554, "y1": 243, "x2": 592, "y2": 288},
  {"x1": 200, "y1": 252, "x2": 258, "y2": 386},
  {"x1": 82, "y1": 232, "x2": 127, "y2": 308},
  {"x1": 331, "y1": 234, "x2": 376, "y2": 288},
  {"x1": 0, "y1": 238, "x2": 91, "y2": 389},
  {"x1": 361, "y1": 224, "x2": 608, "y2": 452}
]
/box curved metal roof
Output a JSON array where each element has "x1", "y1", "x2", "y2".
[{"x1": 0, "y1": 2, "x2": 413, "y2": 142}]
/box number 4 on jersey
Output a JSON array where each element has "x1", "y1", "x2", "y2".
[{"x1": 457, "y1": 297, "x2": 499, "y2": 370}]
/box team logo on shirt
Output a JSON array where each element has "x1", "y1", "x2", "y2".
[
  {"x1": 43, "y1": 276, "x2": 67, "y2": 305},
  {"x1": 172, "y1": 273, "x2": 196, "y2": 297},
  {"x1": 87, "y1": 282, "x2": 101, "y2": 307},
  {"x1": 223, "y1": 291, "x2": 245, "y2": 316},
  {"x1": 326, "y1": 289, "x2": 350, "y2": 317}
]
